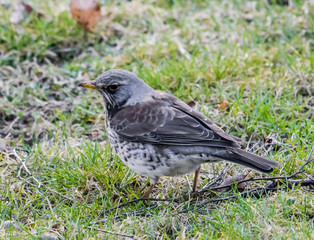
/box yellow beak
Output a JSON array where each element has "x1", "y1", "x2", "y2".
[{"x1": 78, "y1": 82, "x2": 100, "y2": 90}]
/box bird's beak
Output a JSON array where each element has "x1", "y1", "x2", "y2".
[{"x1": 78, "y1": 82, "x2": 100, "y2": 90}]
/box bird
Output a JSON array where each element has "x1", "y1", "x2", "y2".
[{"x1": 78, "y1": 69, "x2": 281, "y2": 197}]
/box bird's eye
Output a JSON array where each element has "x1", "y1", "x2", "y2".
[{"x1": 108, "y1": 84, "x2": 119, "y2": 92}]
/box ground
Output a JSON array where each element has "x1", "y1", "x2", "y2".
[{"x1": 0, "y1": 0, "x2": 313, "y2": 239}]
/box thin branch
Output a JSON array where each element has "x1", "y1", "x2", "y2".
[
  {"x1": 208, "y1": 173, "x2": 314, "y2": 192},
  {"x1": 14, "y1": 148, "x2": 42, "y2": 189},
  {"x1": 181, "y1": 182, "x2": 282, "y2": 213},
  {"x1": 44, "y1": 187, "x2": 75, "y2": 202},
  {"x1": 249, "y1": 140, "x2": 262, "y2": 152},
  {"x1": 1, "y1": 116, "x2": 19, "y2": 134},
  {"x1": 45, "y1": 196, "x2": 57, "y2": 219},
  {"x1": 91, "y1": 204, "x2": 158, "y2": 225},
  {"x1": 202, "y1": 163, "x2": 233, "y2": 189},
  {"x1": 202, "y1": 149, "x2": 314, "y2": 192},
  {"x1": 302, "y1": 172, "x2": 314, "y2": 182},
  {"x1": 200, "y1": 178, "x2": 314, "y2": 208},
  {"x1": 13, "y1": 148, "x2": 74, "y2": 202},
  {"x1": 88, "y1": 226, "x2": 138, "y2": 240},
  {"x1": 286, "y1": 179, "x2": 314, "y2": 186},
  {"x1": 104, "y1": 198, "x2": 179, "y2": 213},
  {"x1": 182, "y1": 147, "x2": 314, "y2": 213},
  {"x1": 297, "y1": 147, "x2": 314, "y2": 172}
]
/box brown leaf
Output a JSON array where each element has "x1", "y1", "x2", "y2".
[
  {"x1": 20, "y1": 1, "x2": 33, "y2": 14},
  {"x1": 219, "y1": 100, "x2": 230, "y2": 111},
  {"x1": 70, "y1": 0, "x2": 101, "y2": 32},
  {"x1": 218, "y1": 174, "x2": 247, "y2": 191},
  {"x1": 187, "y1": 101, "x2": 196, "y2": 108},
  {"x1": 10, "y1": 1, "x2": 44, "y2": 24},
  {"x1": 52, "y1": 223, "x2": 66, "y2": 231}
]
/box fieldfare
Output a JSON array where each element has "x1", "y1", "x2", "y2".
[{"x1": 79, "y1": 69, "x2": 281, "y2": 197}]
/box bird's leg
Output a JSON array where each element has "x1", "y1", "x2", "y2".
[
  {"x1": 183, "y1": 167, "x2": 201, "y2": 201},
  {"x1": 143, "y1": 184, "x2": 155, "y2": 198},
  {"x1": 142, "y1": 177, "x2": 158, "y2": 199},
  {"x1": 193, "y1": 167, "x2": 201, "y2": 192},
  {"x1": 140, "y1": 180, "x2": 149, "y2": 193}
]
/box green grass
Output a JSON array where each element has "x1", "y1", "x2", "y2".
[{"x1": 0, "y1": 0, "x2": 313, "y2": 239}]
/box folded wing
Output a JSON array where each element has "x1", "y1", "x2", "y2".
[{"x1": 110, "y1": 92, "x2": 240, "y2": 148}]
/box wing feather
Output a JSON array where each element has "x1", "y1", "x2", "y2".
[{"x1": 110, "y1": 92, "x2": 241, "y2": 147}]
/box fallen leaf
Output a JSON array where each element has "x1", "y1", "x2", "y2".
[
  {"x1": 219, "y1": 100, "x2": 230, "y2": 111},
  {"x1": 52, "y1": 223, "x2": 65, "y2": 231},
  {"x1": 70, "y1": 0, "x2": 101, "y2": 32},
  {"x1": 10, "y1": 1, "x2": 43, "y2": 24},
  {"x1": 218, "y1": 174, "x2": 247, "y2": 191},
  {"x1": 187, "y1": 101, "x2": 196, "y2": 108}
]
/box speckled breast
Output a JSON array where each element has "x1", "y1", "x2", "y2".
[{"x1": 105, "y1": 126, "x2": 170, "y2": 177}]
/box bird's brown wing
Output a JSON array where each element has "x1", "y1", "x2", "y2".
[
  {"x1": 110, "y1": 92, "x2": 240, "y2": 148},
  {"x1": 161, "y1": 93, "x2": 242, "y2": 143}
]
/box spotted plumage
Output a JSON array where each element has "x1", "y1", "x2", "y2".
[{"x1": 79, "y1": 69, "x2": 281, "y2": 196}]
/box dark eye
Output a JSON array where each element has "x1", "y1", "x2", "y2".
[{"x1": 108, "y1": 84, "x2": 119, "y2": 92}]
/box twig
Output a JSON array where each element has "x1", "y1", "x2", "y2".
[
  {"x1": 297, "y1": 147, "x2": 314, "y2": 172},
  {"x1": 45, "y1": 196, "x2": 57, "y2": 219},
  {"x1": 302, "y1": 172, "x2": 314, "y2": 182},
  {"x1": 104, "y1": 198, "x2": 179, "y2": 213},
  {"x1": 206, "y1": 174, "x2": 314, "y2": 192},
  {"x1": 285, "y1": 178, "x2": 314, "y2": 187},
  {"x1": 180, "y1": 182, "x2": 282, "y2": 213},
  {"x1": 249, "y1": 140, "x2": 262, "y2": 152},
  {"x1": 13, "y1": 148, "x2": 74, "y2": 202},
  {"x1": 70, "y1": 217, "x2": 80, "y2": 240},
  {"x1": 91, "y1": 204, "x2": 158, "y2": 225},
  {"x1": 44, "y1": 187, "x2": 75, "y2": 202},
  {"x1": 181, "y1": 147, "x2": 314, "y2": 212},
  {"x1": 88, "y1": 226, "x2": 138, "y2": 240},
  {"x1": 193, "y1": 176, "x2": 314, "y2": 213},
  {"x1": 176, "y1": 38, "x2": 191, "y2": 60},
  {"x1": 14, "y1": 148, "x2": 42, "y2": 189},
  {"x1": 202, "y1": 163, "x2": 233, "y2": 189},
  {"x1": 1, "y1": 116, "x2": 19, "y2": 134},
  {"x1": 203, "y1": 148, "x2": 314, "y2": 192}
]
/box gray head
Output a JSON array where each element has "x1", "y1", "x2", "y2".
[{"x1": 78, "y1": 69, "x2": 153, "y2": 112}]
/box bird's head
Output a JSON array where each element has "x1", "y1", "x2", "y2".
[{"x1": 78, "y1": 69, "x2": 153, "y2": 114}]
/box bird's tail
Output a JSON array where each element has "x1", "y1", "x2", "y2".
[{"x1": 214, "y1": 148, "x2": 282, "y2": 173}]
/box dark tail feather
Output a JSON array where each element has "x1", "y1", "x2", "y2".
[{"x1": 215, "y1": 148, "x2": 282, "y2": 173}]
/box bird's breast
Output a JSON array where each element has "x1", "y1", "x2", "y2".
[
  {"x1": 106, "y1": 127, "x2": 205, "y2": 178},
  {"x1": 106, "y1": 127, "x2": 162, "y2": 175}
]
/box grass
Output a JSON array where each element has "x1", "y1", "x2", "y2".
[{"x1": 0, "y1": 0, "x2": 313, "y2": 239}]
